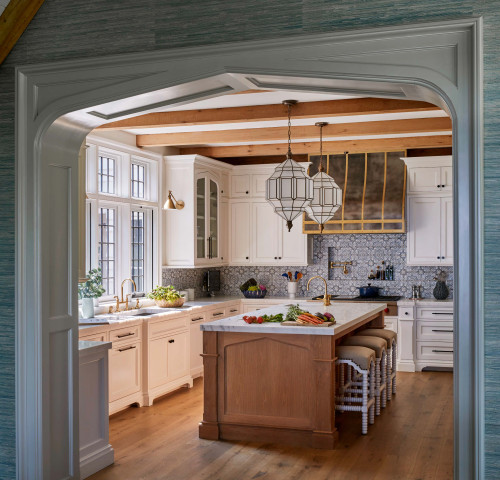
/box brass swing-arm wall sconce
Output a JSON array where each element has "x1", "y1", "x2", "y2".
[
  {"x1": 164, "y1": 190, "x2": 185, "y2": 210},
  {"x1": 329, "y1": 261, "x2": 353, "y2": 274}
]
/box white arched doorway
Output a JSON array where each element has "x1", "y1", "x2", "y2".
[{"x1": 16, "y1": 18, "x2": 483, "y2": 479}]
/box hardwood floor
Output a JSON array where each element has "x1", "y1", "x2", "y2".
[{"x1": 89, "y1": 371, "x2": 453, "y2": 480}]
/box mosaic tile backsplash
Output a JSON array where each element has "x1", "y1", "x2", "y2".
[{"x1": 163, "y1": 234, "x2": 453, "y2": 300}]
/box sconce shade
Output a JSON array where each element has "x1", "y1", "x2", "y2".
[
  {"x1": 266, "y1": 157, "x2": 314, "y2": 231},
  {"x1": 163, "y1": 191, "x2": 184, "y2": 210}
]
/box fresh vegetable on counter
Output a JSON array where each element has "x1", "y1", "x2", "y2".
[
  {"x1": 285, "y1": 304, "x2": 308, "y2": 322},
  {"x1": 242, "y1": 313, "x2": 283, "y2": 324}
]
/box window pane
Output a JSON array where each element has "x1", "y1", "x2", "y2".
[
  {"x1": 98, "y1": 156, "x2": 115, "y2": 194},
  {"x1": 131, "y1": 163, "x2": 145, "y2": 199},
  {"x1": 131, "y1": 210, "x2": 145, "y2": 292},
  {"x1": 98, "y1": 207, "x2": 116, "y2": 295}
]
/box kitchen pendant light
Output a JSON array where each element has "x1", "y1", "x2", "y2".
[
  {"x1": 266, "y1": 100, "x2": 313, "y2": 232},
  {"x1": 305, "y1": 122, "x2": 342, "y2": 233}
]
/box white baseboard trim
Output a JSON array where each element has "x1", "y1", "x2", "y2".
[
  {"x1": 397, "y1": 362, "x2": 416, "y2": 372},
  {"x1": 80, "y1": 444, "x2": 114, "y2": 479}
]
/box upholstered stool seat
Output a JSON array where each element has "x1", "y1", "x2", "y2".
[
  {"x1": 335, "y1": 345, "x2": 376, "y2": 435},
  {"x1": 342, "y1": 336, "x2": 387, "y2": 414},
  {"x1": 356, "y1": 328, "x2": 397, "y2": 399}
]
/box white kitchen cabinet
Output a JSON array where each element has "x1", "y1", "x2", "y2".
[
  {"x1": 233, "y1": 200, "x2": 309, "y2": 266},
  {"x1": 230, "y1": 201, "x2": 251, "y2": 263},
  {"x1": 252, "y1": 201, "x2": 281, "y2": 263},
  {"x1": 163, "y1": 155, "x2": 231, "y2": 267},
  {"x1": 196, "y1": 171, "x2": 221, "y2": 264},
  {"x1": 407, "y1": 196, "x2": 453, "y2": 266},
  {"x1": 404, "y1": 156, "x2": 452, "y2": 194},
  {"x1": 231, "y1": 174, "x2": 251, "y2": 197},
  {"x1": 108, "y1": 341, "x2": 142, "y2": 409},
  {"x1": 143, "y1": 315, "x2": 192, "y2": 406},
  {"x1": 219, "y1": 200, "x2": 229, "y2": 264}
]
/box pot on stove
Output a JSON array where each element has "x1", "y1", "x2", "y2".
[{"x1": 357, "y1": 283, "x2": 381, "y2": 298}]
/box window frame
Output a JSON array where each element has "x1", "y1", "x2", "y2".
[{"x1": 85, "y1": 139, "x2": 161, "y2": 302}]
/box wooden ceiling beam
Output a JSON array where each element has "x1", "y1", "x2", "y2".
[
  {"x1": 180, "y1": 135, "x2": 452, "y2": 157},
  {"x1": 136, "y1": 117, "x2": 451, "y2": 147},
  {"x1": 97, "y1": 98, "x2": 440, "y2": 130},
  {"x1": 218, "y1": 155, "x2": 309, "y2": 166},
  {"x1": 0, "y1": 0, "x2": 46, "y2": 65}
]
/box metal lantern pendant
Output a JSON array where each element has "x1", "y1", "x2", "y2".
[
  {"x1": 306, "y1": 122, "x2": 342, "y2": 233},
  {"x1": 266, "y1": 100, "x2": 313, "y2": 232}
]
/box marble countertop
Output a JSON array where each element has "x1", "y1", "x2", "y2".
[
  {"x1": 397, "y1": 298, "x2": 453, "y2": 306},
  {"x1": 201, "y1": 301, "x2": 386, "y2": 336}
]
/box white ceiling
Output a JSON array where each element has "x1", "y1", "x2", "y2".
[{"x1": 0, "y1": 0, "x2": 10, "y2": 17}]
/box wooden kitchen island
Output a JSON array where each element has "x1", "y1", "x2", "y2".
[{"x1": 199, "y1": 302, "x2": 386, "y2": 449}]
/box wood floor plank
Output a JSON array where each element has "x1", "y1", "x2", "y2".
[{"x1": 89, "y1": 372, "x2": 453, "y2": 480}]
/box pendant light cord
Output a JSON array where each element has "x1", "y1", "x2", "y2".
[
  {"x1": 319, "y1": 123, "x2": 324, "y2": 172},
  {"x1": 287, "y1": 102, "x2": 292, "y2": 159}
]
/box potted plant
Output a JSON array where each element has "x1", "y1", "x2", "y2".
[
  {"x1": 147, "y1": 285, "x2": 185, "y2": 308},
  {"x1": 78, "y1": 268, "x2": 106, "y2": 319}
]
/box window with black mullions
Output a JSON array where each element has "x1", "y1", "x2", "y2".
[
  {"x1": 98, "y1": 156, "x2": 115, "y2": 194},
  {"x1": 131, "y1": 163, "x2": 145, "y2": 199},
  {"x1": 131, "y1": 210, "x2": 145, "y2": 292},
  {"x1": 98, "y1": 207, "x2": 116, "y2": 295}
]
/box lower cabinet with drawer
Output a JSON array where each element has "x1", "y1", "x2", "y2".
[
  {"x1": 143, "y1": 315, "x2": 193, "y2": 406},
  {"x1": 398, "y1": 300, "x2": 454, "y2": 372}
]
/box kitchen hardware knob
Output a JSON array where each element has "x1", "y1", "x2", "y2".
[
  {"x1": 278, "y1": 257, "x2": 282, "y2": 259},
  {"x1": 274, "y1": 257, "x2": 277, "y2": 259},
  {"x1": 437, "y1": 256, "x2": 440, "y2": 259},
  {"x1": 432, "y1": 329, "x2": 453, "y2": 332},
  {"x1": 437, "y1": 185, "x2": 441, "y2": 188},
  {"x1": 441, "y1": 184, "x2": 445, "y2": 188},
  {"x1": 246, "y1": 191, "x2": 249, "y2": 194},
  {"x1": 405, "y1": 312, "x2": 409, "y2": 315},
  {"x1": 246, "y1": 256, "x2": 249, "y2": 260},
  {"x1": 168, "y1": 339, "x2": 175, "y2": 343},
  {"x1": 230, "y1": 309, "x2": 238, "y2": 313},
  {"x1": 192, "y1": 317, "x2": 204, "y2": 321},
  {"x1": 432, "y1": 349, "x2": 453, "y2": 353},
  {"x1": 432, "y1": 312, "x2": 451, "y2": 315},
  {"x1": 213, "y1": 312, "x2": 224, "y2": 316},
  {"x1": 118, "y1": 345, "x2": 136, "y2": 352}
]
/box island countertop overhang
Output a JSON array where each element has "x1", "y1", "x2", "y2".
[{"x1": 200, "y1": 301, "x2": 387, "y2": 336}]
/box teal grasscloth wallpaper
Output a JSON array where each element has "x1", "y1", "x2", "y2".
[{"x1": 0, "y1": 1, "x2": 498, "y2": 478}]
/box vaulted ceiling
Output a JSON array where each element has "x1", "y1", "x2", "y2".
[{"x1": 97, "y1": 90, "x2": 452, "y2": 164}]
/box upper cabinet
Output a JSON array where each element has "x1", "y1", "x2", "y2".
[
  {"x1": 406, "y1": 156, "x2": 453, "y2": 194},
  {"x1": 404, "y1": 156, "x2": 453, "y2": 266},
  {"x1": 163, "y1": 155, "x2": 231, "y2": 268},
  {"x1": 229, "y1": 166, "x2": 311, "y2": 266}
]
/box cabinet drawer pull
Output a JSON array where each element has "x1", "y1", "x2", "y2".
[
  {"x1": 117, "y1": 332, "x2": 134, "y2": 338},
  {"x1": 404, "y1": 312, "x2": 409, "y2": 315},
  {"x1": 213, "y1": 312, "x2": 224, "y2": 317},
  {"x1": 169, "y1": 339, "x2": 175, "y2": 343},
  {"x1": 431, "y1": 329, "x2": 453, "y2": 333},
  {"x1": 431, "y1": 349, "x2": 453, "y2": 353},
  {"x1": 431, "y1": 312, "x2": 452, "y2": 315},
  {"x1": 191, "y1": 317, "x2": 204, "y2": 322},
  {"x1": 118, "y1": 345, "x2": 136, "y2": 352},
  {"x1": 229, "y1": 309, "x2": 238, "y2": 313}
]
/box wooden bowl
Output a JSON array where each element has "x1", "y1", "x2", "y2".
[{"x1": 154, "y1": 297, "x2": 185, "y2": 308}]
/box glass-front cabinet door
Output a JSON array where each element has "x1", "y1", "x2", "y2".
[
  {"x1": 195, "y1": 172, "x2": 219, "y2": 263},
  {"x1": 196, "y1": 177, "x2": 206, "y2": 259}
]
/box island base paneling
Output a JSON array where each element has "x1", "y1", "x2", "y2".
[{"x1": 199, "y1": 311, "x2": 384, "y2": 449}]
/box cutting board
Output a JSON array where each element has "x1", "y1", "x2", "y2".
[{"x1": 280, "y1": 321, "x2": 335, "y2": 327}]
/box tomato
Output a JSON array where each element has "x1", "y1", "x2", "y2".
[{"x1": 257, "y1": 316, "x2": 264, "y2": 324}]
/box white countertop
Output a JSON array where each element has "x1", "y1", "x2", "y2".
[
  {"x1": 78, "y1": 340, "x2": 112, "y2": 352},
  {"x1": 201, "y1": 301, "x2": 386, "y2": 336},
  {"x1": 397, "y1": 298, "x2": 453, "y2": 306}
]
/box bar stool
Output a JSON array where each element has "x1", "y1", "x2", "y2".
[
  {"x1": 335, "y1": 345, "x2": 376, "y2": 434},
  {"x1": 342, "y1": 335, "x2": 387, "y2": 415},
  {"x1": 356, "y1": 328, "x2": 397, "y2": 400}
]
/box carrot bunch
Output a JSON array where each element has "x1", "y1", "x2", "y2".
[{"x1": 296, "y1": 313, "x2": 324, "y2": 325}]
